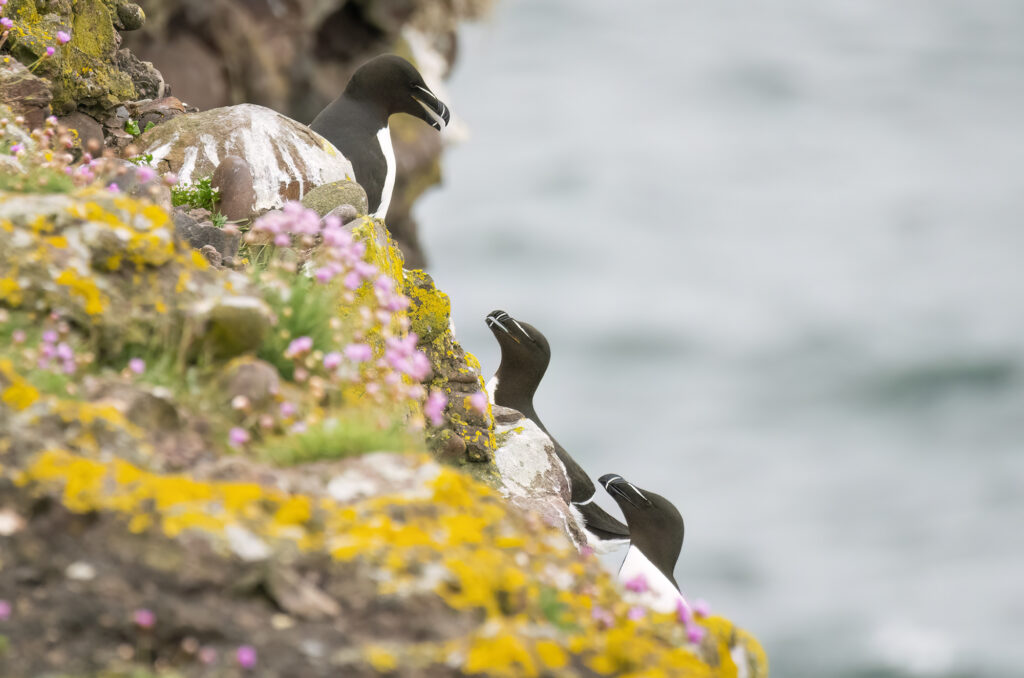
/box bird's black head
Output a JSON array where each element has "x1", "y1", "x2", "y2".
[
  {"x1": 344, "y1": 55, "x2": 450, "y2": 130},
  {"x1": 599, "y1": 474, "x2": 685, "y2": 585},
  {"x1": 486, "y1": 310, "x2": 550, "y2": 410}
]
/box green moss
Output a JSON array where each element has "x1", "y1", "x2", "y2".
[
  {"x1": 257, "y1": 414, "x2": 421, "y2": 465},
  {"x1": 4, "y1": 0, "x2": 136, "y2": 114}
]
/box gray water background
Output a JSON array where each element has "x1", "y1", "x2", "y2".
[{"x1": 418, "y1": 1, "x2": 1024, "y2": 676}]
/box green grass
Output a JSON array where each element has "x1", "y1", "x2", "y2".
[
  {"x1": 256, "y1": 274, "x2": 341, "y2": 379},
  {"x1": 257, "y1": 414, "x2": 418, "y2": 465},
  {"x1": 170, "y1": 175, "x2": 220, "y2": 211}
]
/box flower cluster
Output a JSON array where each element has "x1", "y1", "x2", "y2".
[
  {"x1": 227, "y1": 202, "x2": 445, "y2": 449},
  {"x1": 36, "y1": 328, "x2": 76, "y2": 374}
]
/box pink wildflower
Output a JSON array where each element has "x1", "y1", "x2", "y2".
[
  {"x1": 228, "y1": 427, "x2": 250, "y2": 448},
  {"x1": 8, "y1": 143, "x2": 21, "y2": 155},
  {"x1": 135, "y1": 166, "x2": 156, "y2": 183},
  {"x1": 133, "y1": 608, "x2": 155, "y2": 629},
  {"x1": 284, "y1": 336, "x2": 313, "y2": 359},
  {"x1": 56, "y1": 31, "x2": 70, "y2": 44},
  {"x1": 236, "y1": 645, "x2": 257, "y2": 669},
  {"x1": 314, "y1": 266, "x2": 336, "y2": 284},
  {"x1": 163, "y1": 172, "x2": 178, "y2": 186},
  {"x1": 0, "y1": 18, "x2": 13, "y2": 30},
  {"x1": 198, "y1": 646, "x2": 218, "y2": 664},
  {"x1": 424, "y1": 389, "x2": 447, "y2": 427},
  {"x1": 676, "y1": 598, "x2": 692, "y2": 624},
  {"x1": 469, "y1": 390, "x2": 488, "y2": 414},
  {"x1": 344, "y1": 343, "x2": 372, "y2": 363},
  {"x1": 323, "y1": 351, "x2": 343, "y2": 370},
  {"x1": 624, "y1": 573, "x2": 649, "y2": 593},
  {"x1": 686, "y1": 623, "x2": 706, "y2": 644},
  {"x1": 591, "y1": 606, "x2": 614, "y2": 629},
  {"x1": 627, "y1": 606, "x2": 646, "y2": 621},
  {"x1": 45, "y1": 46, "x2": 55, "y2": 57},
  {"x1": 128, "y1": 358, "x2": 145, "y2": 374},
  {"x1": 107, "y1": 182, "x2": 120, "y2": 193},
  {"x1": 41, "y1": 330, "x2": 58, "y2": 344},
  {"x1": 273, "y1": 233, "x2": 291, "y2": 247},
  {"x1": 343, "y1": 270, "x2": 361, "y2": 290},
  {"x1": 279, "y1": 401, "x2": 297, "y2": 417},
  {"x1": 11, "y1": 330, "x2": 26, "y2": 344},
  {"x1": 55, "y1": 342, "x2": 73, "y2": 361},
  {"x1": 0, "y1": 599, "x2": 10, "y2": 621}
]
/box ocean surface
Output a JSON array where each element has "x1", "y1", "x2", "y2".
[{"x1": 418, "y1": 1, "x2": 1024, "y2": 676}]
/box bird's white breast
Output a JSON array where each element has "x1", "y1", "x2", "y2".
[
  {"x1": 618, "y1": 545, "x2": 686, "y2": 613},
  {"x1": 373, "y1": 126, "x2": 396, "y2": 220}
]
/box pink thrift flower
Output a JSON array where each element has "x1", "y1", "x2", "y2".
[
  {"x1": 135, "y1": 166, "x2": 156, "y2": 183},
  {"x1": 579, "y1": 545, "x2": 595, "y2": 558},
  {"x1": 624, "y1": 573, "x2": 649, "y2": 593},
  {"x1": 163, "y1": 172, "x2": 178, "y2": 186},
  {"x1": 676, "y1": 598, "x2": 692, "y2": 624},
  {"x1": 42, "y1": 330, "x2": 58, "y2": 344},
  {"x1": 228, "y1": 427, "x2": 250, "y2": 448},
  {"x1": 424, "y1": 390, "x2": 447, "y2": 427},
  {"x1": 344, "y1": 343, "x2": 372, "y2": 363},
  {"x1": 0, "y1": 599, "x2": 10, "y2": 621},
  {"x1": 9, "y1": 143, "x2": 21, "y2": 155},
  {"x1": 55, "y1": 342, "x2": 73, "y2": 361},
  {"x1": 61, "y1": 360, "x2": 76, "y2": 375},
  {"x1": 343, "y1": 270, "x2": 361, "y2": 290},
  {"x1": 273, "y1": 233, "x2": 291, "y2": 247},
  {"x1": 198, "y1": 646, "x2": 218, "y2": 664},
  {"x1": 236, "y1": 645, "x2": 257, "y2": 669},
  {"x1": 686, "y1": 622, "x2": 706, "y2": 644},
  {"x1": 0, "y1": 18, "x2": 13, "y2": 30},
  {"x1": 45, "y1": 46, "x2": 55, "y2": 57},
  {"x1": 11, "y1": 330, "x2": 26, "y2": 344},
  {"x1": 279, "y1": 401, "x2": 297, "y2": 417},
  {"x1": 374, "y1": 275, "x2": 394, "y2": 294},
  {"x1": 293, "y1": 367, "x2": 309, "y2": 382},
  {"x1": 323, "y1": 351, "x2": 343, "y2": 370},
  {"x1": 56, "y1": 31, "x2": 70, "y2": 44},
  {"x1": 693, "y1": 599, "x2": 711, "y2": 618},
  {"x1": 469, "y1": 390, "x2": 488, "y2": 414},
  {"x1": 107, "y1": 182, "x2": 120, "y2": 193},
  {"x1": 314, "y1": 266, "x2": 336, "y2": 284},
  {"x1": 133, "y1": 608, "x2": 155, "y2": 629},
  {"x1": 290, "y1": 421, "x2": 307, "y2": 434},
  {"x1": 284, "y1": 336, "x2": 313, "y2": 359},
  {"x1": 128, "y1": 358, "x2": 145, "y2": 374},
  {"x1": 591, "y1": 606, "x2": 614, "y2": 629},
  {"x1": 627, "y1": 606, "x2": 646, "y2": 621}
]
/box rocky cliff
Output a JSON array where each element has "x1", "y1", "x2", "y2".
[{"x1": 0, "y1": 3, "x2": 768, "y2": 676}]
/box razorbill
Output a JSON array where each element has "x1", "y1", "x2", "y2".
[
  {"x1": 486, "y1": 310, "x2": 630, "y2": 552},
  {"x1": 599, "y1": 473, "x2": 688, "y2": 614},
  {"x1": 309, "y1": 54, "x2": 450, "y2": 220}
]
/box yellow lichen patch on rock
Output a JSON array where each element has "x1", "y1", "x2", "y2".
[
  {"x1": 0, "y1": 359, "x2": 40, "y2": 411},
  {"x1": 6, "y1": 446, "x2": 765, "y2": 677}
]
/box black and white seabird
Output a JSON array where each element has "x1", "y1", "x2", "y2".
[
  {"x1": 486, "y1": 310, "x2": 630, "y2": 552},
  {"x1": 599, "y1": 473, "x2": 687, "y2": 614},
  {"x1": 310, "y1": 54, "x2": 450, "y2": 220}
]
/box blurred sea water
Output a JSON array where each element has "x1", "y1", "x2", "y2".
[{"x1": 419, "y1": 1, "x2": 1024, "y2": 676}]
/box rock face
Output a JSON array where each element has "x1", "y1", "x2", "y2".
[
  {"x1": 491, "y1": 405, "x2": 587, "y2": 546},
  {"x1": 0, "y1": 61, "x2": 53, "y2": 129},
  {"x1": 139, "y1": 104, "x2": 355, "y2": 212}
]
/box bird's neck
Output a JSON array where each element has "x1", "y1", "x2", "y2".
[
  {"x1": 335, "y1": 94, "x2": 390, "y2": 132},
  {"x1": 492, "y1": 369, "x2": 547, "y2": 433}
]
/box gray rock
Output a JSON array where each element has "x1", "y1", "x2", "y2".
[
  {"x1": 172, "y1": 206, "x2": 240, "y2": 259},
  {"x1": 221, "y1": 358, "x2": 280, "y2": 408},
  {"x1": 192, "y1": 296, "x2": 274, "y2": 359},
  {"x1": 324, "y1": 203, "x2": 358, "y2": 224},
  {"x1": 57, "y1": 112, "x2": 104, "y2": 150},
  {"x1": 139, "y1": 103, "x2": 355, "y2": 212},
  {"x1": 128, "y1": 96, "x2": 185, "y2": 131},
  {"x1": 116, "y1": 2, "x2": 147, "y2": 31},
  {"x1": 492, "y1": 412, "x2": 584, "y2": 547},
  {"x1": 0, "y1": 61, "x2": 53, "y2": 129},
  {"x1": 300, "y1": 180, "x2": 368, "y2": 217},
  {"x1": 211, "y1": 155, "x2": 256, "y2": 220},
  {"x1": 115, "y1": 49, "x2": 165, "y2": 99}
]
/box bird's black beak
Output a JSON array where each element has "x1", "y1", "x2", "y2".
[
  {"x1": 600, "y1": 474, "x2": 652, "y2": 509},
  {"x1": 486, "y1": 310, "x2": 534, "y2": 344},
  {"x1": 411, "y1": 85, "x2": 450, "y2": 131}
]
